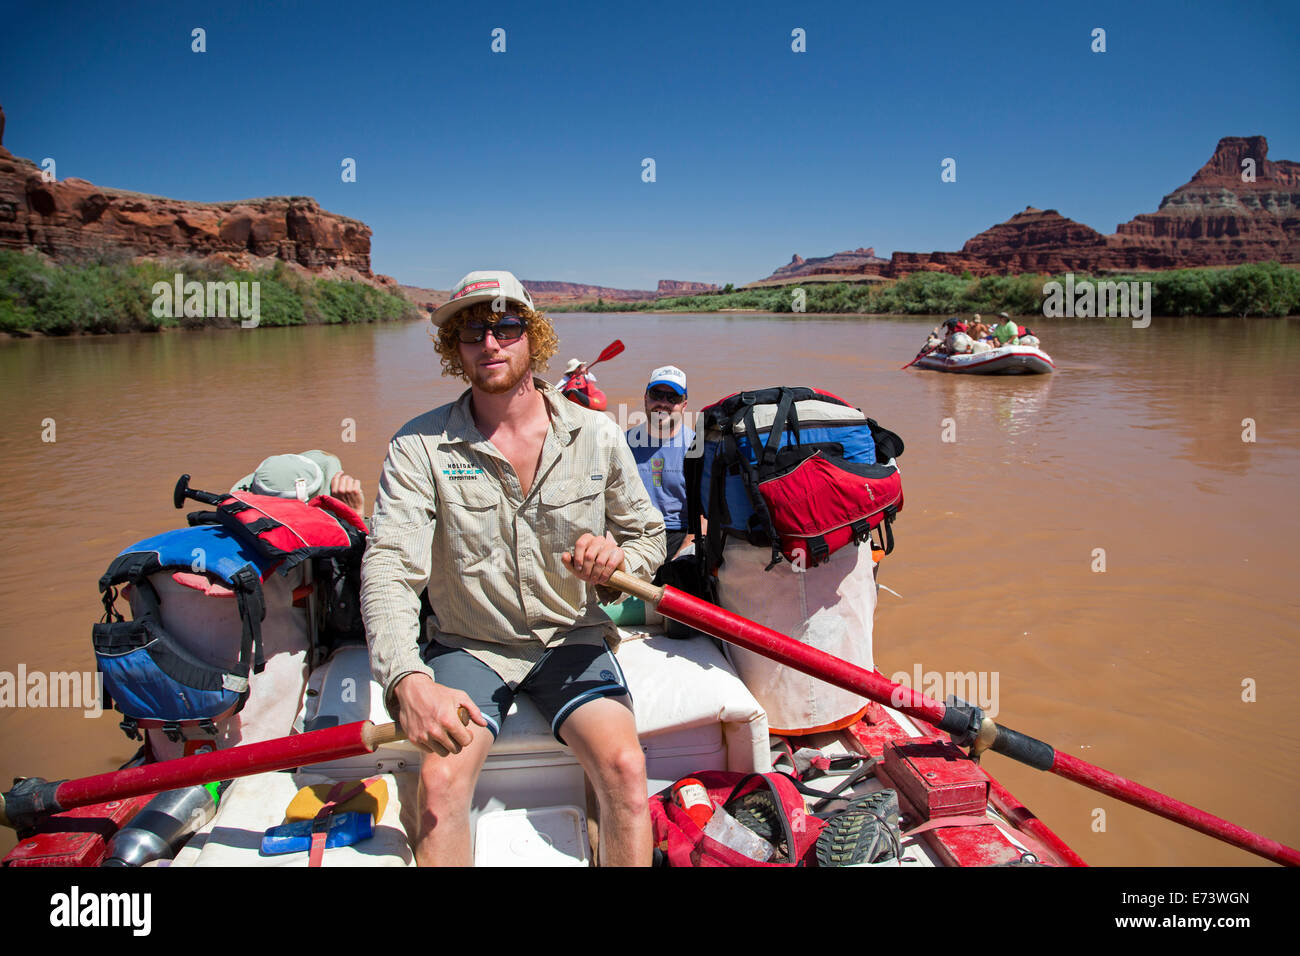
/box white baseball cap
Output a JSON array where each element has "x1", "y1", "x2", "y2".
[
  {"x1": 431, "y1": 270, "x2": 535, "y2": 327},
  {"x1": 647, "y1": 365, "x2": 687, "y2": 396}
]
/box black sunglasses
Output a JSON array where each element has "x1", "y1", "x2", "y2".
[
  {"x1": 646, "y1": 387, "x2": 684, "y2": 403},
  {"x1": 458, "y1": 314, "x2": 528, "y2": 344}
]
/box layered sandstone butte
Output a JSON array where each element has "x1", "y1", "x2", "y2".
[
  {"x1": 756, "y1": 137, "x2": 1300, "y2": 283},
  {"x1": 0, "y1": 104, "x2": 392, "y2": 287},
  {"x1": 766, "y1": 247, "x2": 890, "y2": 280},
  {"x1": 1111, "y1": 135, "x2": 1300, "y2": 266},
  {"x1": 656, "y1": 278, "x2": 719, "y2": 295}
]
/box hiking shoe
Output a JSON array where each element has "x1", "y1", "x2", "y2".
[
  {"x1": 726, "y1": 789, "x2": 789, "y2": 859},
  {"x1": 814, "y1": 789, "x2": 900, "y2": 867}
]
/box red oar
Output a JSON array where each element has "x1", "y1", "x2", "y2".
[
  {"x1": 901, "y1": 344, "x2": 939, "y2": 370},
  {"x1": 0, "y1": 720, "x2": 406, "y2": 832},
  {"x1": 587, "y1": 339, "x2": 624, "y2": 369},
  {"x1": 603, "y1": 569, "x2": 1300, "y2": 867}
]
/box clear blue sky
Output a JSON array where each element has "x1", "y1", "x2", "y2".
[{"x1": 3, "y1": 1, "x2": 1297, "y2": 289}]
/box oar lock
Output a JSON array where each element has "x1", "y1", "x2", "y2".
[
  {"x1": 1, "y1": 776, "x2": 67, "y2": 835},
  {"x1": 938, "y1": 695, "x2": 996, "y2": 759}
]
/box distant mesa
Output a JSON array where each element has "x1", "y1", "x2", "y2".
[
  {"x1": 655, "y1": 279, "x2": 719, "y2": 296},
  {"x1": 767, "y1": 247, "x2": 888, "y2": 280},
  {"x1": 756, "y1": 136, "x2": 1300, "y2": 283},
  {"x1": 521, "y1": 280, "x2": 656, "y2": 302}
]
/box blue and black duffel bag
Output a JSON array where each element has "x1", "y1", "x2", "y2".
[
  {"x1": 687, "y1": 386, "x2": 905, "y2": 571},
  {"x1": 93, "y1": 524, "x2": 274, "y2": 742}
]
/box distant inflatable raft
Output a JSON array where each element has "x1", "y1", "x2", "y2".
[
  {"x1": 912, "y1": 344, "x2": 1055, "y2": 375},
  {"x1": 561, "y1": 382, "x2": 608, "y2": 410}
]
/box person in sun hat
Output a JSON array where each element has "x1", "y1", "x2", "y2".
[
  {"x1": 558, "y1": 357, "x2": 597, "y2": 391},
  {"x1": 232, "y1": 450, "x2": 365, "y2": 515},
  {"x1": 363, "y1": 268, "x2": 665, "y2": 867}
]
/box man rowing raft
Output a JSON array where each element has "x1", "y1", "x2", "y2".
[{"x1": 360, "y1": 269, "x2": 666, "y2": 866}]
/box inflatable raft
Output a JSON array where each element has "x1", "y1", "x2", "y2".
[
  {"x1": 561, "y1": 381, "x2": 608, "y2": 410},
  {"x1": 2, "y1": 628, "x2": 1083, "y2": 868},
  {"x1": 912, "y1": 345, "x2": 1055, "y2": 375}
]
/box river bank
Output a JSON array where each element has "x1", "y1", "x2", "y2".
[
  {"x1": 564, "y1": 263, "x2": 1300, "y2": 318},
  {"x1": 0, "y1": 251, "x2": 420, "y2": 336},
  {"x1": 6, "y1": 255, "x2": 1298, "y2": 340}
]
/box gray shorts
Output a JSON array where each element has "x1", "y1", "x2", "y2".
[{"x1": 421, "y1": 638, "x2": 631, "y2": 745}]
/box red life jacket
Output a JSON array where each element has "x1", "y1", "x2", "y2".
[
  {"x1": 561, "y1": 373, "x2": 608, "y2": 411},
  {"x1": 205, "y1": 491, "x2": 367, "y2": 573}
]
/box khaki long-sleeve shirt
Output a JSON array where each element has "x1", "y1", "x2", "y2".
[{"x1": 361, "y1": 379, "x2": 666, "y2": 714}]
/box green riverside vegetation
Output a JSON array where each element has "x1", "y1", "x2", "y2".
[
  {"x1": 0, "y1": 250, "x2": 421, "y2": 335},
  {"x1": 567, "y1": 263, "x2": 1300, "y2": 318}
]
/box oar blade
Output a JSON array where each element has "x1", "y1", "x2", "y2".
[{"x1": 591, "y1": 339, "x2": 624, "y2": 365}]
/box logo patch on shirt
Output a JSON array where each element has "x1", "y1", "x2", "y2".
[
  {"x1": 443, "y1": 465, "x2": 485, "y2": 481},
  {"x1": 650, "y1": 459, "x2": 664, "y2": 487},
  {"x1": 590, "y1": 474, "x2": 603, "y2": 481}
]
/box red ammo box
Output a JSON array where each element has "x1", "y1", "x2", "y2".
[
  {"x1": 3, "y1": 793, "x2": 153, "y2": 867},
  {"x1": 882, "y1": 737, "x2": 989, "y2": 820}
]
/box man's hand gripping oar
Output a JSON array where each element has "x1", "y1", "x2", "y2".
[{"x1": 597, "y1": 567, "x2": 1300, "y2": 867}]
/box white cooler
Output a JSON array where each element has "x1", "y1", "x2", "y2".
[{"x1": 295, "y1": 632, "x2": 770, "y2": 860}]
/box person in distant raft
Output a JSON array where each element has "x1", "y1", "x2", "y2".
[
  {"x1": 558, "y1": 358, "x2": 597, "y2": 391},
  {"x1": 360, "y1": 270, "x2": 666, "y2": 867},
  {"x1": 993, "y1": 312, "x2": 1020, "y2": 346}
]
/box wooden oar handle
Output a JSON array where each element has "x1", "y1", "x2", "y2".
[
  {"x1": 362, "y1": 707, "x2": 471, "y2": 750},
  {"x1": 361, "y1": 721, "x2": 406, "y2": 749},
  {"x1": 606, "y1": 569, "x2": 664, "y2": 605}
]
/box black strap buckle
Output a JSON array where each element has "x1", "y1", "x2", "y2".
[
  {"x1": 162, "y1": 721, "x2": 184, "y2": 743},
  {"x1": 119, "y1": 716, "x2": 141, "y2": 741}
]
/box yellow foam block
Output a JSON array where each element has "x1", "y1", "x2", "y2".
[{"x1": 284, "y1": 777, "x2": 389, "y2": 823}]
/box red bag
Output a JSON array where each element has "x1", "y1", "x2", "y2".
[
  {"x1": 650, "y1": 771, "x2": 826, "y2": 867},
  {"x1": 758, "y1": 452, "x2": 903, "y2": 567}
]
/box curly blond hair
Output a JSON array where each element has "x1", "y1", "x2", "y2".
[{"x1": 432, "y1": 301, "x2": 559, "y2": 380}]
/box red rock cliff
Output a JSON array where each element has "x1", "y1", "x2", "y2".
[
  {"x1": 757, "y1": 136, "x2": 1300, "y2": 282},
  {"x1": 0, "y1": 105, "x2": 389, "y2": 285},
  {"x1": 1112, "y1": 136, "x2": 1300, "y2": 265}
]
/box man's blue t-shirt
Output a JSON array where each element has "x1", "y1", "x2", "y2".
[{"x1": 626, "y1": 422, "x2": 695, "y2": 531}]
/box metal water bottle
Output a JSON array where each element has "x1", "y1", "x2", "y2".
[{"x1": 101, "y1": 784, "x2": 218, "y2": 866}]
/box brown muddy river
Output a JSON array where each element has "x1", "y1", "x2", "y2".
[{"x1": 2, "y1": 313, "x2": 1297, "y2": 865}]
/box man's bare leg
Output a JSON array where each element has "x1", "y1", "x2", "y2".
[
  {"x1": 413, "y1": 724, "x2": 494, "y2": 866},
  {"x1": 560, "y1": 696, "x2": 652, "y2": 866}
]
